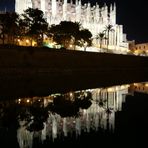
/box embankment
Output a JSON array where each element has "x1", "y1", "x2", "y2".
[{"x1": 0, "y1": 45, "x2": 148, "y2": 98}]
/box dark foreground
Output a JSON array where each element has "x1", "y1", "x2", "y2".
[{"x1": 0, "y1": 45, "x2": 148, "y2": 98}]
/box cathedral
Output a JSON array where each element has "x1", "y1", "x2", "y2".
[{"x1": 15, "y1": 0, "x2": 129, "y2": 53}]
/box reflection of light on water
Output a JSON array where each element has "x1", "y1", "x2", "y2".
[
  {"x1": 17, "y1": 83, "x2": 130, "y2": 147},
  {"x1": 52, "y1": 115, "x2": 57, "y2": 140},
  {"x1": 76, "y1": 118, "x2": 81, "y2": 137},
  {"x1": 63, "y1": 118, "x2": 67, "y2": 137},
  {"x1": 17, "y1": 121, "x2": 33, "y2": 148},
  {"x1": 41, "y1": 122, "x2": 47, "y2": 142},
  {"x1": 129, "y1": 82, "x2": 148, "y2": 94}
]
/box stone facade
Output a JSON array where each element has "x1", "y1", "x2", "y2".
[{"x1": 15, "y1": 0, "x2": 129, "y2": 53}]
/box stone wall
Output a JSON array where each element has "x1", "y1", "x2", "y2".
[
  {"x1": 0, "y1": 45, "x2": 148, "y2": 98},
  {"x1": 0, "y1": 46, "x2": 148, "y2": 69}
]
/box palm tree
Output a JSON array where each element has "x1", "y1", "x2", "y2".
[
  {"x1": 96, "y1": 32, "x2": 107, "y2": 50},
  {"x1": 104, "y1": 24, "x2": 114, "y2": 51}
]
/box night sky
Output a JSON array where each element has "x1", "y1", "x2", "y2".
[{"x1": 0, "y1": 0, "x2": 147, "y2": 43}]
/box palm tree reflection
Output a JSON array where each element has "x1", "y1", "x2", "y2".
[{"x1": 96, "y1": 89, "x2": 114, "y2": 130}]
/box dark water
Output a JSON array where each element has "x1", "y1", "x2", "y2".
[{"x1": 0, "y1": 82, "x2": 148, "y2": 148}]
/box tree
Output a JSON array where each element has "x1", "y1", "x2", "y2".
[
  {"x1": 48, "y1": 21, "x2": 92, "y2": 50},
  {"x1": 104, "y1": 24, "x2": 114, "y2": 51},
  {"x1": 96, "y1": 32, "x2": 107, "y2": 49},
  {"x1": 21, "y1": 8, "x2": 48, "y2": 46},
  {"x1": 0, "y1": 12, "x2": 19, "y2": 45},
  {"x1": 17, "y1": 17, "x2": 28, "y2": 42},
  {"x1": 48, "y1": 23, "x2": 72, "y2": 48},
  {"x1": 78, "y1": 29, "x2": 92, "y2": 51}
]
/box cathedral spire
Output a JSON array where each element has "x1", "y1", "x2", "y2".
[
  {"x1": 64, "y1": 0, "x2": 67, "y2": 4},
  {"x1": 41, "y1": 0, "x2": 46, "y2": 14},
  {"x1": 96, "y1": 2, "x2": 99, "y2": 9},
  {"x1": 76, "y1": 0, "x2": 81, "y2": 22},
  {"x1": 63, "y1": 0, "x2": 68, "y2": 20},
  {"x1": 110, "y1": 4, "x2": 113, "y2": 12},
  {"x1": 113, "y1": 2, "x2": 116, "y2": 11},
  {"x1": 78, "y1": 0, "x2": 81, "y2": 5},
  {"x1": 52, "y1": 0, "x2": 57, "y2": 17},
  {"x1": 87, "y1": 1, "x2": 91, "y2": 7},
  {"x1": 104, "y1": 3, "x2": 107, "y2": 10},
  {"x1": 70, "y1": 0, "x2": 73, "y2": 5}
]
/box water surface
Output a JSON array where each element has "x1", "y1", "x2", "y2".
[{"x1": 0, "y1": 82, "x2": 148, "y2": 148}]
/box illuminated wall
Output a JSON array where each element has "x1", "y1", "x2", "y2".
[{"x1": 15, "y1": 0, "x2": 129, "y2": 52}]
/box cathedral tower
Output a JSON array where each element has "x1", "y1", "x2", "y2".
[
  {"x1": 76, "y1": 0, "x2": 81, "y2": 22},
  {"x1": 63, "y1": 0, "x2": 68, "y2": 20},
  {"x1": 109, "y1": 3, "x2": 116, "y2": 25},
  {"x1": 15, "y1": 0, "x2": 32, "y2": 14},
  {"x1": 15, "y1": 0, "x2": 26, "y2": 14}
]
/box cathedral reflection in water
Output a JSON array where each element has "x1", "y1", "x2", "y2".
[{"x1": 16, "y1": 83, "x2": 131, "y2": 148}]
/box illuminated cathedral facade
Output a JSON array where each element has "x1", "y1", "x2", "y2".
[{"x1": 15, "y1": 0, "x2": 129, "y2": 53}]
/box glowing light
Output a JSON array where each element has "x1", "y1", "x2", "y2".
[
  {"x1": 133, "y1": 83, "x2": 139, "y2": 86},
  {"x1": 26, "y1": 39, "x2": 29, "y2": 43},
  {"x1": 108, "y1": 88, "x2": 114, "y2": 92},
  {"x1": 32, "y1": 41, "x2": 36, "y2": 46},
  {"x1": 121, "y1": 85, "x2": 127, "y2": 89},
  {"x1": 69, "y1": 44, "x2": 73, "y2": 48},
  {"x1": 27, "y1": 99, "x2": 30, "y2": 103},
  {"x1": 70, "y1": 92, "x2": 73, "y2": 97}
]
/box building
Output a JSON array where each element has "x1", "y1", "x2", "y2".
[
  {"x1": 134, "y1": 43, "x2": 148, "y2": 56},
  {"x1": 128, "y1": 41, "x2": 148, "y2": 56},
  {"x1": 15, "y1": 0, "x2": 129, "y2": 53},
  {"x1": 129, "y1": 82, "x2": 148, "y2": 94}
]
